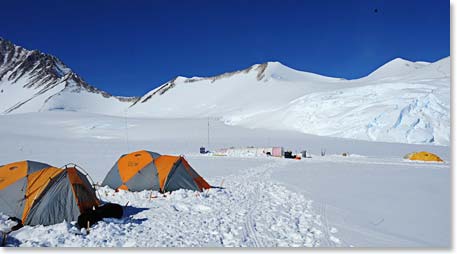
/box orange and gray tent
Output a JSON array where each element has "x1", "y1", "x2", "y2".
[
  {"x1": 0, "y1": 161, "x2": 99, "y2": 226},
  {"x1": 102, "y1": 150, "x2": 211, "y2": 192},
  {"x1": 404, "y1": 151, "x2": 444, "y2": 162}
]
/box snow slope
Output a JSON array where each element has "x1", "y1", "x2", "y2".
[
  {"x1": 362, "y1": 58, "x2": 430, "y2": 81},
  {"x1": 0, "y1": 38, "x2": 135, "y2": 115},
  {"x1": 0, "y1": 112, "x2": 450, "y2": 247},
  {"x1": 128, "y1": 62, "x2": 346, "y2": 118},
  {"x1": 233, "y1": 80, "x2": 449, "y2": 144},
  {"x1": 129, "y1": 57, "x2": 450, "y2": 145}
]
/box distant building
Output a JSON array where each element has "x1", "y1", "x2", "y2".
[{"x1": 214, "y1": 147, "x2": 284, "y2": 157}]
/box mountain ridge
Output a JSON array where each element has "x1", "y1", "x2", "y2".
[
  {"x1": 0, "y1": 37, "x2": 137, "y2": 115},
  {"x1": 0, "y1": 37, "x2": 450, "y2": 145}
]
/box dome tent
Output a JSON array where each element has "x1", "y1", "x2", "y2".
[
  {"x1": 0, "y1": 161, "x2": 100, "y2": 226},
  {"x1": 403, "y1": 151, "x2": 443, "y2": 162},
  {"x1": 102, "y1": 150, "x2": 211, "y2": 192}
]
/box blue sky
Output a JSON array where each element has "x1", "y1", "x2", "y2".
[{"x1": 0, "y1": 0, "x2": 449, "y2": 96}]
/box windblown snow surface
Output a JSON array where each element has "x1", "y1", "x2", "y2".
[{"x1": 0, "y1": 112, "x2": 450, "y2": 248}]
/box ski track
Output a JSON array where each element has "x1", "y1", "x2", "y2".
[
  {"x1": 3, "y1": 158, "x2": 337, "y2": 247},
  {"x1": 317, "y1": 202, "x2": 333, "y2": 247},
  {"x1": 242, "y1": 176, "x2": 264, "y2": 247}
]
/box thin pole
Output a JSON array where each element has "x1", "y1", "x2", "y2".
[
  {"x1": 124, "y1": 109, "x2": 130, "y2": 152},
  {"x1": 207, "y1": 117, "x2": 210, "y2": 150}
]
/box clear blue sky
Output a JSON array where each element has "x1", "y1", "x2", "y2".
[{"x1": 0, "y1": 0, "x2": 449, "y2": 96}]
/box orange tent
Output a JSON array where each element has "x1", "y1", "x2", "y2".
[
  {"x1": 102, "y1": 150, "x2": 210, "y2": 192},
  {"x1": 0, "y1": 161, "x2": 99, "y2": 226}
]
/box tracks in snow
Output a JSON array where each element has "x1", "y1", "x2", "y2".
[
  {"x1": 316, "y1": 202, "x2": 333, "y2": 247},
  {"x1": 6, "y1": 157, "x2": 337, "y2": 247},
  {"x1": 233, "y1": 159, "x2": 331, "y2": 247},
  {"x1": 242, "y1": 184, "x2": 264, "y2": 247}
]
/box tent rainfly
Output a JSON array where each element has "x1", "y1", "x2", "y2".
[
  {"x1": 403, "y1": 151, "x2": 444, "y2": 162},
  {"x1": 102, "y1": 150, "x2": 211, "y2": 192},
  {"x1": 0, "y1": 161, "x2": 100, "y2": 226}
]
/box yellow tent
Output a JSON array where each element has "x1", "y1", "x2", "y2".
[{"x1": 404, "y1": 151, "x2": 443, "y2": 162}]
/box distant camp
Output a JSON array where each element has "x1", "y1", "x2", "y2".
[
  {"x1": 0, "y1": 161, "x2": 100, "y2": 226},
  {"x1": 102, "y1": 150, "x2": 211, "y2": 192},
  {"x1": 403, "y1": 151, "x2": 444, "y2": 162}
]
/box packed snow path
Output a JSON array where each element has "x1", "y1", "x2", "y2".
[{"x1": 4, "y1": 158, "x2": 341, "y2": 247}]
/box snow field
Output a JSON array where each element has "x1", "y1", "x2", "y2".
[
  {"x1": 0, "y1": 112, "x2": 449, "y2": 247},
  {"x1": 4, "y1": 159, "x2": 339, "y2": 247}
]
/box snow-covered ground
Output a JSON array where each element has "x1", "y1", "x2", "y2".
[{"x1": 0, "y1": 112, "x2": 450, "y2": 248}]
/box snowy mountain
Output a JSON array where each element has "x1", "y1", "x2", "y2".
[
  {"x1": 0, "y1": 37, "x2": 136, "y2": 115},
  {"x1": 0, "y1": 37, "x2": 450, "y2": 145},
  {"x1": 129, "y1": 57, "x2": 450, "y2": 145},
  {"x1": 362, "y1": 57, "x2": 430, "y2": 80}
]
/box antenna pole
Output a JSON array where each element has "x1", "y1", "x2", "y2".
[{"x1": 124, "y1": 109, "x2": 130, "y2": 152}]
